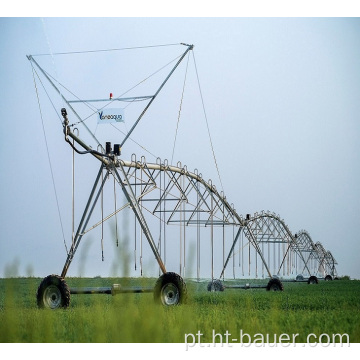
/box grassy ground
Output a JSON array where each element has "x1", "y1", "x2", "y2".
[{"x1": 0, "y1": 277, "x2": 359, "y2": 343}]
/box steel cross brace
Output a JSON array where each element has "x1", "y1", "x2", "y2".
[
  {"x1": 61, "y1": 164, "x2": 108, "y2": 277},
  {"x1": 61, "y1": 127, "x2": 166, "y2": 277},
  {"x1": 219, "y1": 222, "x2": 273, "y2": 279},
  {"x1": 109, "y1": 162, "x2": 166, "y2": 274}
]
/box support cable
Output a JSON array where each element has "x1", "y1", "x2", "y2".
[
  {"x1": 196, "y1": 179, "x2": 200, "y2": 281},
  {"x1": 110, "y1": 124, "x2": 159, "y2": 160},
  {"x1": 113, "y1": 175, "x2": 119, "y2": 247},
  {"x1": 31, "y1": 65, "x2": 63, "y2": 125},
  {"x1": 232, "y1": 224, "x2": 235, "y2": 279},
  {"x1": 28, "y1": 55, "x2": 102, "y2": 148},
  {"x1": 183, "y1": 174, "x2": 186, "y2": 277},
  {"x1": 28, "y1": 49, "x2": 185, "y2": 152},
  {"x1": 101, "y1": 169, "x2": 105, "y2": 261},
  {"x1": 280, "y1": 242, "x2": 282, "y2": 276},
  {"x1": 171, "y1": 52, "x2": 190, "y2": 164},
  {"x1": 164, "y1": 167, "x2": 167, "y2": 267},
  {"x1": 140, "y1": 164, "x2": 143, "y2": 276},
  {"x1": 268, "y1": 241, "x2": 270, "y2": 276},
  {"x1": 248, "y1": 239, "x2": 251, "y2": 277},
  {"x1": 31, "y1": 43, "x2": 181, "y2": 57},
  {"x1": 241, "y1": 230, "x2": 244, "y2": 276},
  {"x1": 255, "y1": 243, "x2": 258, "y2": 278},
  {"x1": 41, "y1": 70, "x2": 97, "y2": 114},
  {"x1": 41, "y1": 18, "x2": 66, "y2": 111},
  {"x1": 71, "y1": 130, "x2": 77, "y2": 249},
  {"x1": 211, "y1": 194, "x2": 214, "y2": 280},
  {"x1": 68, "y1": 53, "x2": 184, "y2": 127},
  {"x1": 31, "y1": 66, "x2": 68, "y2": 255},
  {"x1": 192, "y1": 51, "x2": 224, "y2": 193},
  {"x1": 134, "y1": 157, "x2": 137, "y2": 271},
  {"x1": 120, "y1": 45, "x2": 193, "y2": 148},
  {"x1": 158, "y1": 159, "x2": 162, "y2": 276},
  {"x1": 273, "y1": 238, "x2": 276, "y2": 275},
  {"x1": 262, "y1": 241, "x2": 264, "y2": 278},
  {"x1": 179, "y1": 162, "x2": 183, "y2": 276},
  {"x1": 222, "y1": 202, "x2": 225, "y2": 280},
  {"x1": 239, "y1": 230, "x2": 241, "y2": 268}
]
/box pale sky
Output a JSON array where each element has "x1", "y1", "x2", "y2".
[{"x1": 1, "y1": 11, "x2": 360, "y2": 279}]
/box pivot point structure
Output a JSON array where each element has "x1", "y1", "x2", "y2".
[{"x1": 28, "y1": 43, "x2": 338, "y2": 309}]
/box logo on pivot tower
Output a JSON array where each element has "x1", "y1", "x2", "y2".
[{"x1": 98, "y1": 108, "x2": 124, "y2": 124}]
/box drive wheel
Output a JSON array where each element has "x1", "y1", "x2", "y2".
[
  {"x1": 266, "y1": 278, "x2": 284, "y2": 291},
  {"x1": 207, "y1": 279, "x2": 225, "y2": 292},
  {"x1": 308, "y1": 275, "x2": 318, "y2": 284},
  {"x1": 325, "y1": 275, "x2": 333, "y2": 281},
  {"x1": 36, "y1": 274, "x2": 70, "y2": 309},
  {"x1": 154, "y1": 272, "x2": 187, "y2": 305}
]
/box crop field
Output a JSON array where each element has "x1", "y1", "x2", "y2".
[{"x1": 0, "y1": 277, "x2": 359, "y2": 343}]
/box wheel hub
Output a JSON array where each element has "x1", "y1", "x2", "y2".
[
  {"x1": 161, "y1": 283, "x2": 179, "y2": 305},
  {"x1": 43, "y1": 285, "x2": 62, "y2": 309}
]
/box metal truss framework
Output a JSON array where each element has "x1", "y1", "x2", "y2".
[
  {"x1": 60, "y1": 145, "x2": 337, "y2": 280},
  {"x1": 295, "y1": 230, "x2": 338, "y2": 278},
  {"x1": 240, "y1": 212, "x2": 311, "y2": 278},
  {"x1": 61, "y1": 149, "x2": 250, "y2": 278},
  {"x1": 27, "y1": 45, "x2": 338, "y2": 282}
]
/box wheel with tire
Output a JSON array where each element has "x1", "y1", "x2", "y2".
[
  {"x1": 207, "y1": 279, "x2": 225, "y2": 292},
  {"x1": 266, "y1": 278, "x2": 284, "y2": 291},
  {"x1": 325, "y1": 275, "x2": 333, "y2": 281},
  {"x1": 307, "y1": 275, "x2": 318, "y2": 284},
  {"x1": 296, "y1": 274, "x2": 304, "y2": 281},
  {"x1": 153, "y1": 272, "x2": 187, "y2": 305},
  {"x1": 36, "y1": 274, "x2": 70, "y2": 309}
]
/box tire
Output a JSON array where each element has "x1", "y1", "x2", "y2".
[
  {"x1": 266, "y1": 278, "x2": 284, "y2": 291},
  {"x1": 307, "y1": 275, "x2": 318, "y2": 285},
  {"x1": 36, "y1": 274, "x2": 70, "y2": 309},
  {"x1": 325, "y1": 275, "x2": 333, "y2": 281},
  {"x1": 153, "y1": 272, "x2": 187, "y2": 305},
  {"x1": 207, "y1": 279, "x2": 225, "y2": 292},
  {"x1": 296, "y1": 274, "x2": 304, "y2": 281}
]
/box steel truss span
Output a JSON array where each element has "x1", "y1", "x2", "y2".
[
  {"x1": 60, "y1": 148, "x2": 247, "y2": 281},
  {"x1": 238, "y1": 214, "x2": 337, "y2": 281},
  {"x1": 295, "y1": 230, "x2": 338, "y2": 279},
  {"x1": 59, "y1": 139, "x2": 337, "y2": 283},
  {"x1": 114, "y1": 161, "x2": 338, "y2": 281},
  {"x1": 239, "y1": 212, "x2": 311, "y2": 279}
]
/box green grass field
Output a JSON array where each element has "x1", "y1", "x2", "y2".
[{"x1": 0, "y1": 277, "x2": 359, "y2": 343}]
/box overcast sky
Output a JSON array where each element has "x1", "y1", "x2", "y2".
[{"x1": 1, "y1": 13, "x2": 359, "y2": 280}]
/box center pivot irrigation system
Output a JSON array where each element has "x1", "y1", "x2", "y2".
[{"x1": 28, "y1": 43, "x2": 338, "y2": 309}]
